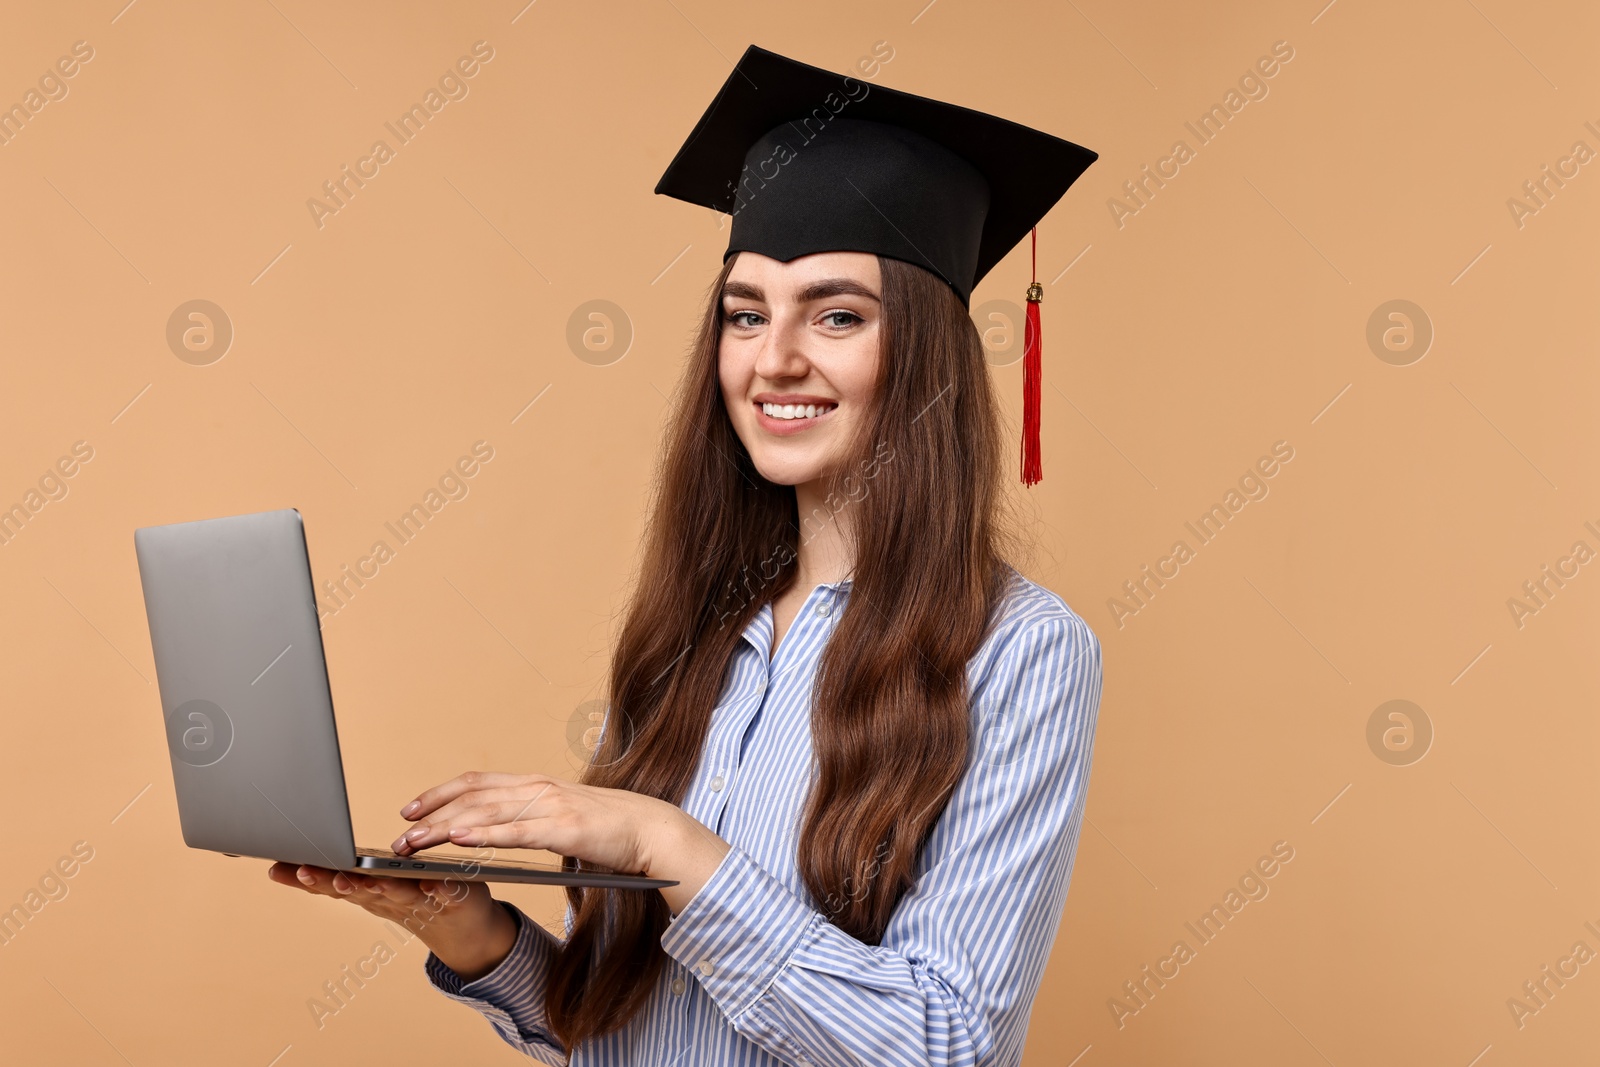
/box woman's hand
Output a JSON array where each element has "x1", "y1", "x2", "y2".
[
  {"x1": 392, "y1": 771, "x2": 731, "y2": 915},
  {"x1": 265, "y1": 862, "x2": 518, "y2": 982}
]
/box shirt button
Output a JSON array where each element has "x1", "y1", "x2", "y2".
[
  {"x1": 710, "y1": 774, "x2": 725, "y2": 792},
  {"x1": 815, "y1": 599, "x2": 832, "y2": 617},
  {"x1": 697, "y1": 959, "x2": 715, "y2": 976},
  {"x1": 671, "y1": 977, "x2": 686, "y2": 996}
]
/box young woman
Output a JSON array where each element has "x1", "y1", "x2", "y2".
[{"x1": 270, "y1": 44, "x2": 1102, "y2": 1067}]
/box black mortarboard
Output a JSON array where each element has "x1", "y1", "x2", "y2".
[{"x1": 653, "y1": 44, "x2": 1099, "y2": 486}]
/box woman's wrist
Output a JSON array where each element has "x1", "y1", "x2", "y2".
[
  {"x1": 426, "y1": 897, "x2": 520, "y2": 983},
  {"x1": 652, "y1": 810, "x2": 731, "y2": 916}
]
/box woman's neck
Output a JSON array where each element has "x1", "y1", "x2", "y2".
[{"x1": 791, "y1": 477, "x2": 855, "y2": 590}]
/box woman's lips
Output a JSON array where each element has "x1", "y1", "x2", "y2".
[{"x1": 755, "y1": 401, "x2": 836, "y2": 436}]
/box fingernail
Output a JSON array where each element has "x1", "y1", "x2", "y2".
[
  {"x1": 405, "y1": 827, "x2": 428, "y2": 840},
  {"x1": 401, "y1": 801, "x2": 420, "y2": 817},
  {"x1": 449, "y1": 827, "x2": 470, "y2": 839},
  {"x1": 297, "y1": 870, "x2": 313, "y2": 884}
]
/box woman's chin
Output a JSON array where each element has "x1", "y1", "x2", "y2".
[{"x1": 751, "y1": 457, "x2": 828, "y2": 488}]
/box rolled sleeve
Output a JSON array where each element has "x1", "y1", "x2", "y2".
[{"x1": 425, "y1": 900, "x2": 568, "y2": 1064}]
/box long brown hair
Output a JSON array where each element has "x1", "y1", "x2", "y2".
[{"x1": 544, "y1": 253, "x2": 1024, "y2": 1049}]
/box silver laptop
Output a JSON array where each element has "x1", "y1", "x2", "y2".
[{"x1": 133, "y1": 507, "x2": 672, "y2": 890}]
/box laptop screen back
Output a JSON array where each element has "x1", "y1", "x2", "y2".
[{"x1": 134, "y1": 508, "x2": 359, "y2": 870}]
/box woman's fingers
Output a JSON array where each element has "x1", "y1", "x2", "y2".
[
  {"x1": 293, "y1": 864, "x2": 357, "y2": 895},
  {"x1": 267, "y1": 862, "x2": 345, "y2": 897},
  {"x1": 446, "y1": 819, "x2": 549, "y2": 851},
  {"x1": 399, "y1": 771, "x2": 550, "y2": 822},
  {"x1": 392, "y1": 794, "x2": 555, "y2": 854},
  {"x1": 266, "y1": 862, "x2": 347, "y2": 893},
  {"x1": 411, "y1": 784, "x2": 553, "y2": 831},
  {"x1": 330, "y1": 870, "x2": 371, "y2": 895},
  {"x1": 266, "y1": 862, "x2": 449, "y2": 910},
  {"x1": 390, "y1": 773, "x2": 655, "y2": 877},
  {"x1": 392, "y1": 779, "x2": 653, "y2": 875},
  {"x1": 267, "y1": 861, "x2": 313, "y2": 890}
]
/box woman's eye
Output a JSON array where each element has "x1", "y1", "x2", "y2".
[{"x1": 725, "y1": 309, "x2": 861, "y2": 329}]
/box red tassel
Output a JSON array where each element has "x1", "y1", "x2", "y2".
[{"x1": 1021, "y1": 227, "x2": 1043, "y2": 486}]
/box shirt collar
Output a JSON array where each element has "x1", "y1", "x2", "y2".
[
  {"x1": 737, "y1": 578, "x2": 852, "y2": 654},
  {"x1": 740, "y1": 601, "x2": 773, "y2": 656}
]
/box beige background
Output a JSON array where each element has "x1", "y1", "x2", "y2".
[{"x1": 0, "y1": 1, "x2": 1594, "y2": 1063}]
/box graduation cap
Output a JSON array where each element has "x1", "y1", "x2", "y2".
[{"x1": 653, "y1": 44, "x2": 1098, "y2": 486}]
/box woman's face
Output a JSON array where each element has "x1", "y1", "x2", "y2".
[{"x1": 718, "y1": 250, "x2": 882, "y2": 488}]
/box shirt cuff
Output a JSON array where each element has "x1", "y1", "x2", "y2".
[
  {"x1": 425, "y1": 900, "x2": 562, "y2": 1047},
  {"x1": 659, "y1": 843, "x2": 820, "y2": 1023}
]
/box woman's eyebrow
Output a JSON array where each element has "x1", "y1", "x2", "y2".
[{"x1": 720, "y1": 278, "x2": 881, "y2": 304}]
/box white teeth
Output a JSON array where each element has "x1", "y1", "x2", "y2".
[{"x1": 762, "y1": 402, "x2": 834, "y2": 420}]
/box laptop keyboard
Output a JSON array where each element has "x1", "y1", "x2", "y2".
[{"x1": 355, "y1": 846, "x2": 568, "y2": 872}]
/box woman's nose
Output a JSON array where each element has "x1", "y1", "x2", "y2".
[{"x1": 753, "y1": 310, "x2": 811, "y2": 378}]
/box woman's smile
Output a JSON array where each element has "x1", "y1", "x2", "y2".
[{"x1": 754, "y1": 396, "x2": 840, "y2": 436}]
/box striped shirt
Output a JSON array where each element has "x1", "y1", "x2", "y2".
[{"x1": 425, "y1": 564, "x2": 1103, "y2": 1066}]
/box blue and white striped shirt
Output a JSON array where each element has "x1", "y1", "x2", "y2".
[{"x1": 425, "y1": 565, "x2": 1103, "y2": 1066}]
